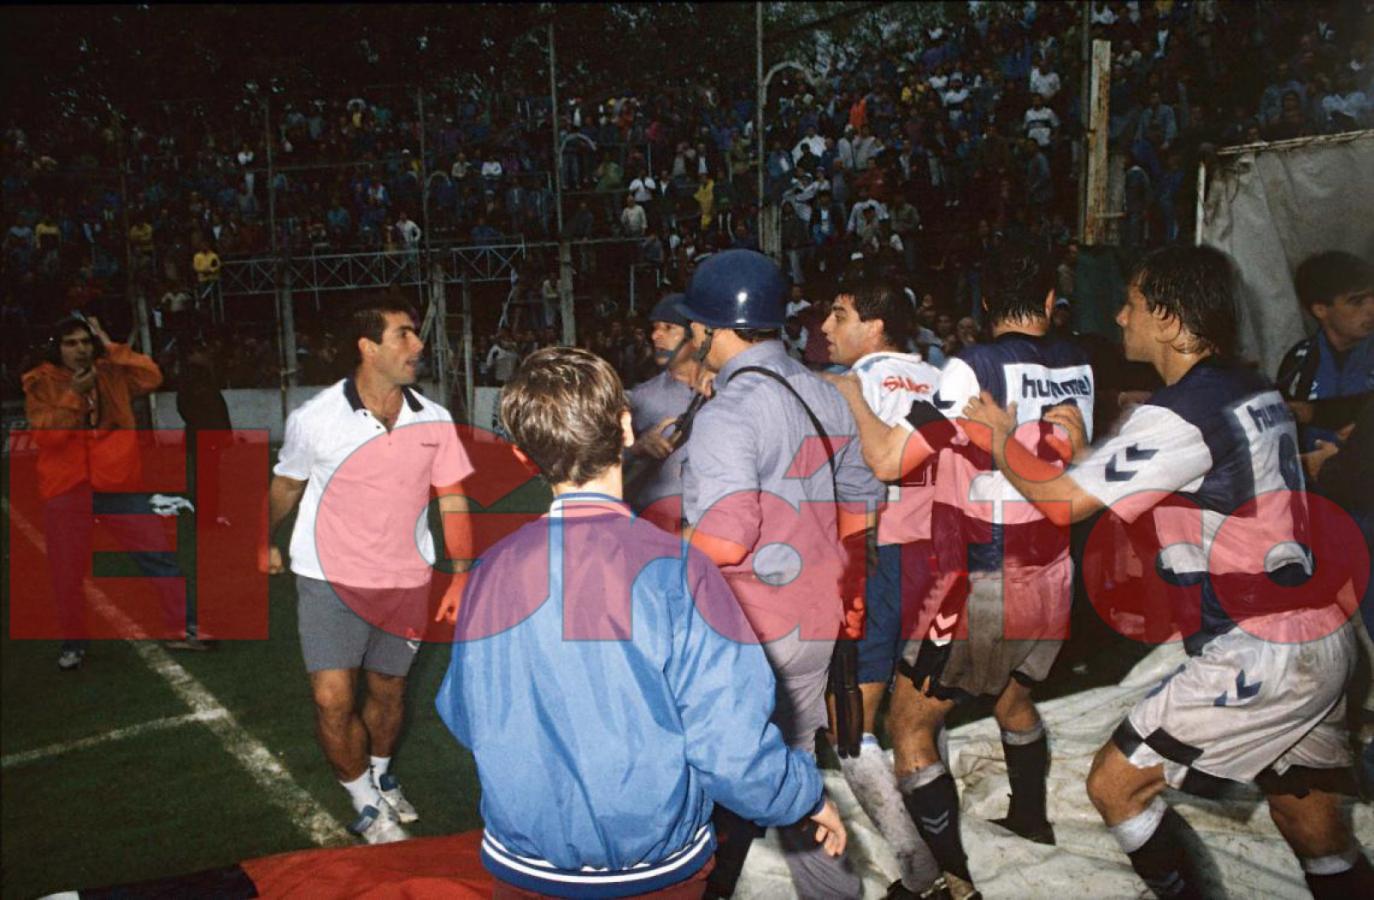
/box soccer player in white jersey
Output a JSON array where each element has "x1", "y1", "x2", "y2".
[
  {"x1": 823, "y1": 278, "x2": 948, "y2": 899},
  {"x1": 832, "y1": 243, "x2": 1094, "y2": 896},
  {"x1": 964, "y1": 246, "x2": 1372, "y2": 899}
]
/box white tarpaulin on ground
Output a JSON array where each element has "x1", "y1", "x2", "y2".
[
  {"x1": 739, "y1": 643, "x2": 1374, "y2": 898},
  {"x1": 1198, "y1": 130, "x2": 1374, "y2": 381}
]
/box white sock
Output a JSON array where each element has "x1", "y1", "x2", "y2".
[
  {"x1": 1109, "y1": 796, "x2": 1167, "y2": 854},
  {"x1": 370, "y1": 755, "x2": 392, "y2": 782},
  {"x1": 341, "y1": 769, "x2": 383, "y2": 813},
  {"x1": 840, "y1": 734, "x2": 943, "y2": 891}
]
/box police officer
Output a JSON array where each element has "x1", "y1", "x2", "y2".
[
  {"x1": 676, "y1": 249, "x2": 884, "y2": 898},
  {"x1": 625, "y1": 294, "x2": 707, "y2": 528}
]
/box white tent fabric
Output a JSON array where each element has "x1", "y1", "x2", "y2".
[
  {"x1": 739, "y1": 643, "x2": 1374, "y2": 898},
  {"x1": 1198, "y1": 130, "x2": 1374, "y2": 381}
]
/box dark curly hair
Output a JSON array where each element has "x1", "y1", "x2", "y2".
[{"x1": 1130, "y1": 245, "x2": 1237, "y2": 357}]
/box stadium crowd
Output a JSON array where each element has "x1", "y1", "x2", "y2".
[
  {"x1": 8, "y1": 5, "x2": 1374, "y2": 899},
  {"x1": 2, "y1": 0, "x2": 1370, "y2": 396}
]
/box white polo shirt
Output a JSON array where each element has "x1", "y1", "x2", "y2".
[{"x1": 275, "y1": 379, "x2": 472, "y2": 589}]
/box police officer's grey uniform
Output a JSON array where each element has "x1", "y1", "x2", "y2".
[
  {"x1": 627, "y1": 369, "x2": 695, "y2": 513},
  {"x1": 684, "y1": 340, "x2": 883, "y2": 742},
  {"x1": 678, "y1": 251, "x2": 882, "y2": 899}
]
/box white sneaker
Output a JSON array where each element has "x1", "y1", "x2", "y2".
[
  {"x1": 377, "y1": 772, "x2": 419, "y2": 823},
  {"x1": 348, "y1": 803, "x2": 409, "y2": 844},
  {"x1": 57, "y1": 649, "x2": 85, "y2": 671}
]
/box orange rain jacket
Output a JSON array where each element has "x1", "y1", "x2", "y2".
[{"x1": 22, "y1": 343, "x2": 164, "y2": 499}]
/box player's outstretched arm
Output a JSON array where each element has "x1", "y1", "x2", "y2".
[
  {"x1": 963, "y1": 392, "x2": 1103, "y2": 527},
  {"x1": 824, "y1": 371, "x2": 933, "y2": 481}
]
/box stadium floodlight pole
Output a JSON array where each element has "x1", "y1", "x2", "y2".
[
  {"x1": 265, "y1": 96, "x2": 277, "y2": 259},
  {"x1": 264, "y1": 94, "x2": 298, "y2": 405},
  {"x1": 1077, "y1": 0, "x2": 1091, "y2": 241},
  {"x1": 111, "y1": 103, "x2": 158, "y2": 421},
  {"x1": 758, "y1": 60, "x2": 816, "y2": 255},
  {"x1": 417, "y1": 86, "x2": 434, "y2": 264},
  {"x1": 756, "y1": 2, "x2": 764, "y2": 238},
  {"x1": 549, "y1": 19, "x2": 578, "y2": 347}
]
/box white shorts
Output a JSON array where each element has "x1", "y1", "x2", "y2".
[
  {"x1": 900, "y1": 555, "x2": 1073, "y2": 700},
  {"x1": 1114, "y1": 612, "x2": 1356, "y2": 795}
]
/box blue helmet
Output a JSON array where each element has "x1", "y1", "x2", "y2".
[
  {"x1": 647, "y1": 294, "x2": 690, "y2": 327},
  {"x1": 673, "y1": 249, "x2": 787, "y2": 329}
]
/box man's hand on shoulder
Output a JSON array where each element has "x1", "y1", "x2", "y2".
[
  {"x1": 961, "y1": 391, "x2": 1014, "y2": 453},
  {"x1": 1043, "y1": 402, "x2": 1089, "y2": 461}
]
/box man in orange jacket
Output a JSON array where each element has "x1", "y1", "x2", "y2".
[{"x1": 22, "y1": 315, "x2": 209, "y2": 670}]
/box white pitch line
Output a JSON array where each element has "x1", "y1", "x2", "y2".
[
  {"x1": 5, "y1": 499, "x2": 351, "y2": 847},
  {"x1": 1, "y1": 710, "x2": 227, "y2": 769}
]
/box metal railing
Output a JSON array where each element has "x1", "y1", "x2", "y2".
[{"x1": 214, "y1": 235, "x2": 651, "y2": 298}]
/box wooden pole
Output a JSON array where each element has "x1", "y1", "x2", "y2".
[
  {"x1": 1076, "y1": 1, "x2": 1092, "y2": 239},
  {"x1": 1083, "y1": 39, "x2": 1112, "y2": 246}
]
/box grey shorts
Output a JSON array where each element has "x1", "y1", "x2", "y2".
[
  {"x1": 901, "y1": 555, "x2": 1073, "y2": 700},
  {"x1": 295, "y1": 575, "x2": 428, "y2": 677},
  {"x1": 1115, "y1": 613, "x2": 1356, "y2": 794}
]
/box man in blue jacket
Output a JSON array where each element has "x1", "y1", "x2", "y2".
[
  {"x1": 437, "y1": 347, "x2": 845, "y2": 899},
  {"x1": 1277, "y1": 250, "x2": 1374, "y2": 452}
]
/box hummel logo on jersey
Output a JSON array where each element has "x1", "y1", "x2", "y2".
[
  {"x1": 1104, "y1": 458, "x2": 1133, "y2": 482},
  {"x1": 928, "y1": 612, "x2": 958, "y2": 646},
  {"x1": 1020, "y1": 372, "x2": 1092, "y2": 400},
  {"x1": 1105, "y1": 445, "x2": 1154, "y2": 482},
  {"x1": 1213, "y1": 670, "x2": 1262, "y2": 707},
  {"x1": 920, "y1": 811, "x2": 951, "y2": 834},
  {"x1": 882, "y1": 375, "x2": 933, "y2": 395},
  {"x1": 1245, "y1": 399, "x2": 1289, "y2": 433},
  {"x1": 1144, "y1": 664, "x2": 1186, "y2": 699}
]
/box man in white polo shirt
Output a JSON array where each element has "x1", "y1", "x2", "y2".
[{"x1": 264, "y1": 297, "x2": 472, "y2": 844}]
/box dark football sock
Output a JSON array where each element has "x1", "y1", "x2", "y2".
[
  {"x1": 1303, "y1": 850, "x2": 1374, "y2": 900},
  {"x1": 1002, "y1": 722, "x2": 1049, "y2": 826},
  {"x1": 899, "y1": 762, "x2": 971, "y2": 882},
  {"x1": 1110, "y1": 799, "x2": 1202, "y2": 899}
]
